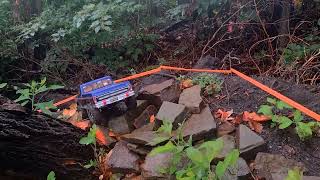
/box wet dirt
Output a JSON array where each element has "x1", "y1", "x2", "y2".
[{"x1": 209, "y1": 75, "x2": 320, "y2": 176}]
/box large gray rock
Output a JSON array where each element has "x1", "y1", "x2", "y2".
[
  {"x1": 108, "y1": 115, "x2": 132, "y2": 135},
  {"x1": 96, "y1": 125, "x2": 117, "y2": 146},
  {"x1": 218, "y1": 157, "x2": 251, "y2": 180},
  {"x1": 138, "y1": 79, "x2": 181, "y2": 107},
  {"x1": 217, "y1": 121, "x2": 235, "y2": 137},
  {"x1": 179, "y1": 105, "x2": 216, "y2": 141},
  {"x1": 216, "y1": 135, "x2": 235, "y2": 159},
  {"x1": 156, "y1": 101, "x2": 189, "y2": 129},
  {"x1": 127, "y1": 143, "x2": 151, "y2": 156},
  {"x1": 126, "y1": 100, "x2": 150, "y2": 119},
  {"x1": 254, "y1": 153, "x2": 306, "y2": 180},
  {"x1": 237, "y1": 124, "x2": 266, "y2": 160},
  {"x1": 105, "y1": 141, "x2": 140, "y2": 173},
  {"x1": 121, "y1": 130, "x2": 158, "y2": 146},
  {"x1": 141, "y1": 152, "x2": 172, "y2": 179},
  {"x1": 178, "y1": 85, "x2": 204, "y2": 114},
  {"x1": 133, "y1": 105, "x2": 158, "y2": 129}
]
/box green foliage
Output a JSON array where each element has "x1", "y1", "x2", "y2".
[
  {"x1": 259, "y1": 97, "x2": 320, "y2": 140},
  {"x1": 285, "y1": 167, "x2": 303, "y2": 180},
  {"x1": 215, "y1": 150, "x2": 240, "y2": 179},
  {"x1": 0, "y1": 83, "x2": 7, "y2": 89},
  {"x1": 14, "y1": 77, "x2": 64, "y2": 114},
  {"x1": 149, "y1": 120, "x2": 173, "y2": 146},
  {"x1": 79, "y1": 124, "x2": 98, "y2": 169},
  {"x1": 149, "y1": 122, "x2": 240, "y2": 179},
  {"x1": 79, "y1": 124, "x2": 97, "y2": 146},
  {"x1": 283, "y1": 43, "x2": 320, "y2": 64},
  {"x1": 47, "y1": 171, "x2": 56, "y2": 180},
  {"x1": 192, "y1": 73, "x2": 223, "y2": 95}
]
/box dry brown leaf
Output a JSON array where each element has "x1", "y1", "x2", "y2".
[
  {"x1": 149, "y1": 114, "x2": 155, "y2": 123},
  {"x1": 215, "y1": 109, "x2": 234, "y2": 122},
  {"x1": 243, "y1": 111, "x2": 270, "y2": 122},
  {"x1": 180, "y1": 79, "x2": 193, "y2": 89},
  {"x1": 70, "y1": 119, "x2": 91, "y2": 130},
  {"x1": 62, "y1": 103, "x2": 77, "y2": 118}
]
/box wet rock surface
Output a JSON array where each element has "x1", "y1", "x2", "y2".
[
  {"x1": 121, "y1": 130, "x2": 157, "y2": 146},
  {"x1": 178, "y1": 85, "x2": 204, "y2": 113},
  {"x1": 141, "y1": 152, "x2": 172, "y2": 179},
  {"x1": 180, "y1": 105, "x2": 216, "y2": 141},
  {"x1": 133, "y1": 105, "x2": 157, "y2": 129},
  {"x1": 138, "y1": 79, "x2": 181, "y2": 107},
  {"x1": 108, "y1": 115, "x2": 132, "y2": 135},
  {"x1": 217, "y1": 121, "x2": 236, "y2": 137},
  {"x1": 216, "y1": 135, "x2": 235, "y2": 159},
  {"x1": 254, "y1": 152, "x2": 306, "y2": 180},
  {"x1": 156, "y1": 101, "x2": 189, "y2": 129},
  {"x1": 105, "y1": 141, "x2": 140, "y2": 173},
  {"x1": 237, "y1": 124, "x2": 266, "y2": 160}
]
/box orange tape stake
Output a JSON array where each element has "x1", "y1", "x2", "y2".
[
  {"x1": 231, "y1": 68, "x2": 320, "y2": 121},
  {"x1": 51, "y1": 66, "x2": 320, "y2": 122}
]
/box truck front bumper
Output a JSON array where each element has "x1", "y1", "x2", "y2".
[{"x1": 95, "y1": 90, "x2": 135, "y2": 109}]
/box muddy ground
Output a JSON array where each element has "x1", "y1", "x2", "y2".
[{"x1": 209, "y1": 75, "x2": 320, "y2": 176}]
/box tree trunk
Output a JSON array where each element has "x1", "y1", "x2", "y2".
[{"x1": 0, "y1": 104, "x2": 96, "y2": 179}]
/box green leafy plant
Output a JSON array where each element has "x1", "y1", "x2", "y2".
[
  {"x1": 283, "y1": 43, "x2": 320, "y2": 64},
  {"x1": 0, "y1": 83, "x2": 7, "y2": 89},
  {"x1": 285, "y1": 167, "x2": 303, "y2": 180},
  {"x1": 14, "y1": 78, "x2": 63, "y2": 114},
  {"x1": 149, "y1": 122, "x2": 240, "y2": 179},
  {"x1": 47, "y1": 171, "x2": 56, "y2": 180},
  {"x1": 79, "y1": 124, "x2": 98, "y2": 169},
  {"x1": 192, "y1": 73, "x2": 223, "y2": 95},
  {"x1": 258, "y1": 97, "x2": 320, "y2": 140}
]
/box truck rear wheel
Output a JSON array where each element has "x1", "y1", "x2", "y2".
[{"x1": 125, "y1": 96, "x2": 137, "y2": 110}]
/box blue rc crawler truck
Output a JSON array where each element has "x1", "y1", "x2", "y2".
[{"x1": 77, "y1": 76, "x2": 137, "y2": 122}]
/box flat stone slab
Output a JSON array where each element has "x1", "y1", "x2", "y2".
[
  {"x1": 216, "y1": 135, "x2": 235, "y2": 159},
  {"x1": 133, "y1": 105, "x2": 158, "y2": 129},
  {"x1": 180, "y1": 105, "x2": 216, "y2": 141},
  {"x1": 217, "y1": 121, "x2": 235, "y2": 137},
  {"x1": 96, "y1": 125, "x2": 117, "y2": 146},
  {"x1": 139, "y1": 79, "x2": 181, "y2": 107},
  {"x1": 108, "y1": 115, "x2": 132, "y2": 135},
  {"x1": 156, "y1": 101, "x2": 189, "y2": 129},
  {"x1": 121, "y1": 130, "x2": 158, "y2": 146},
  {"x1": 141, "y1": 152, "x2": 172, "y2": 179},
  {"x1": 254, "y1": 152, "x2": 306, "y2": 180},
  {"x1": 105, "y1": 141, "x2": 140, "y2": 173},
  {"x1": 237, "y1": 124, "x2": 266, "y2": 160},
  {"x1": 178, "y1": 85, "x2": 204, "y2": 113}
]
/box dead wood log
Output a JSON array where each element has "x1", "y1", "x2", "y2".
[{"x1": 0, "y1": 97, "x2": 96, "y2": 180}]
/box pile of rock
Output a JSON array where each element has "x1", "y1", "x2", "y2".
[{"x1": 95, "y1": 78, "x2": 313, "y2": 180}]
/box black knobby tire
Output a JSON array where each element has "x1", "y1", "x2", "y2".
[
  {"x1": 86, "y1": 108, "x2": 105, "y2": 124},
  {"x1": 125, "y1": 96, "x2": 137, "y2": 110}
]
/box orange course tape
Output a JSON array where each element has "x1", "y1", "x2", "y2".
[
  {"x1": 231, "y1": 68, "x2": 320, "y2": 121},
  {"x1": 50, "y1": 66, "x2": 320, "y2": 122}
]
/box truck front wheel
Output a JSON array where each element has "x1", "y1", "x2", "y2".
[
  {"x1": 86, "y1": 108, "x2": 105, "y2": 124},
  {"x1": 125, "y1": 96, "x2": 137, "y2": 110}
]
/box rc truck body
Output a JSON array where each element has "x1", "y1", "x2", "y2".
[{"x1": 77, "y1": 76, "x2": 136, "y2": 122}]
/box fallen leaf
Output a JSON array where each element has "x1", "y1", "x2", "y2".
[
  {"x1": 180, "y1": 79, "x2": 193, "y2": 89},
  {"x1": 233, "y1": 114, "x2": 243, "y2": 124},
  {"x1": 243, "y1": 111, "x2": 270, "y2": 122},
  {"x1": 62, "y1": 159, "x2": 78, "y2": 166},
  {"x1": 248, "y1": 121, "x2": 263, "y2": 134},
  {"x1": 96, "y1": 128, "x2": 107, "y2": 145},
  {"x1": 149, "y1": 114, "x2": 155, "y2": 123},
  {"x1": 70, "y1": 120, "x2": 91, "y2": 130},
  {"x1": 215, "y1": 109, "x2": 234, "y2": 122},
  {"x1": 62, "y1": 103, "x2": 77, "y2": 117}
]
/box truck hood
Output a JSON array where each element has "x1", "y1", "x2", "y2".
[{"x1": 81, "y1": 81, "x2": 131, "y2": 97}]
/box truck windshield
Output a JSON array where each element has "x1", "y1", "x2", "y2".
[{"x1": 83, "y1": 79, "x2": 112, "y2": 93}]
